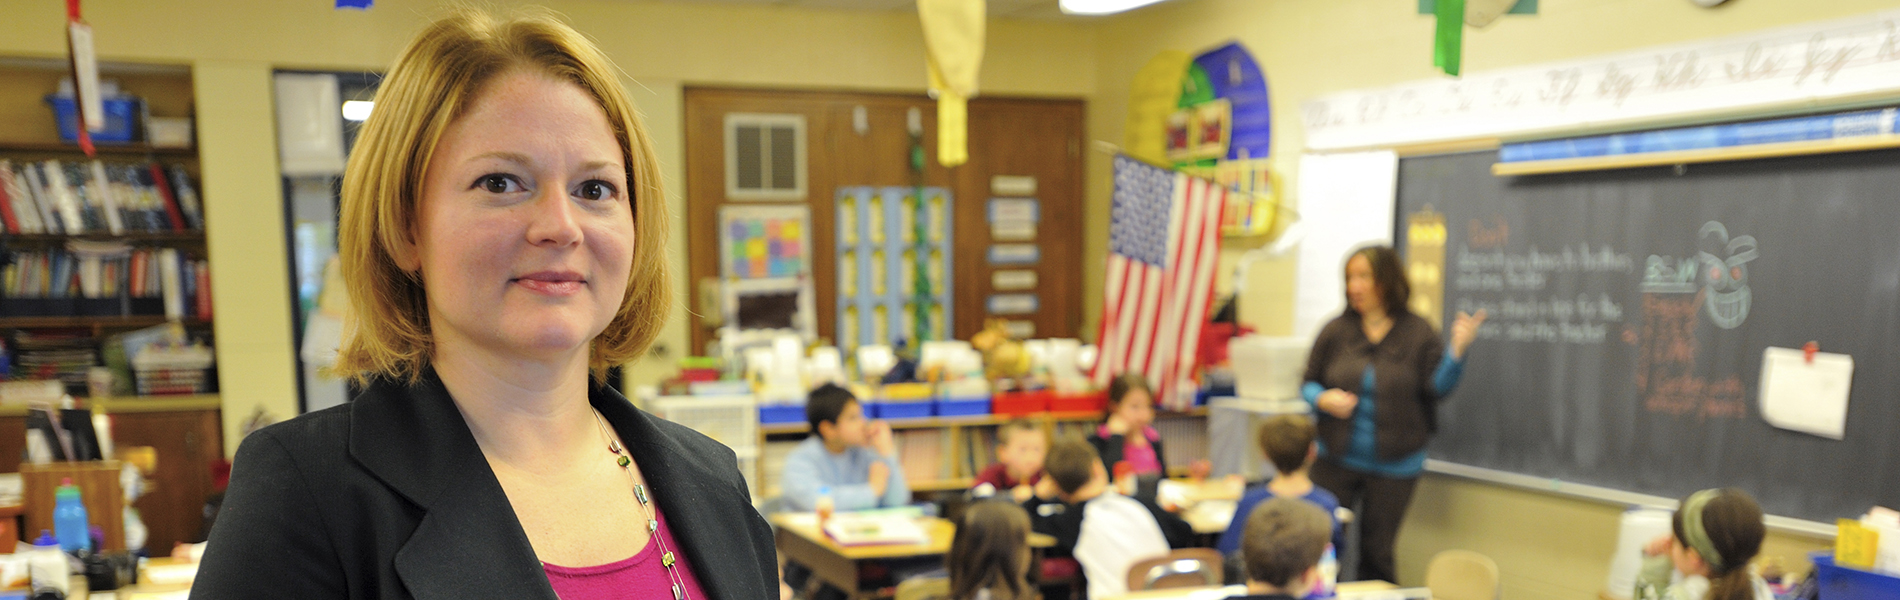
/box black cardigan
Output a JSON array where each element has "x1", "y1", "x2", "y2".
[
  {"x1": 190, "y1": 370, "x2": 777, "y2": 600},
  {"x1": 1303, "y1": 310, "x2": 1447, "y2": 461}
]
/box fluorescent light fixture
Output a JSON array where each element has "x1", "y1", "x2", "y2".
[
  {"x1": 341, "y1": 100, "x2": 374, "y2": 121},
  {"x1": 1059, "y1": 0, "x2": 1169, "y2": 15}
]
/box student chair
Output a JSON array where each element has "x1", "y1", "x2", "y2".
[
  {"x1": 1424, "y1": 549, "x2": 1500, "y2": 600},
  {"x1": 893, "y1": 576, "x2": 951, "y2": 600},
  {"x1": 1125, "y1": 548, "x2": 1224, "y2": 591}
]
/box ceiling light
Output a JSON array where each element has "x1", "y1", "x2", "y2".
[
  {"x1": 342, "y1": 100, "x2": 374, "y2": 122},
  {"x1": 1058, "y1": 0, "x2": 1169, "y2": 15}
]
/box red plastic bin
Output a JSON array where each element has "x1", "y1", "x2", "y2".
[
  {"x1": 992, "y1": 390, "x2": 1050, "y2": 416},
  {"x1": 1050, "y1": 390, "x2": 1107, "y2": 413}
]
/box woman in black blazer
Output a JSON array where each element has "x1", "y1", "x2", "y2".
[{"x1": 192, "y1": 9, "x2": 776, "y2": 599}]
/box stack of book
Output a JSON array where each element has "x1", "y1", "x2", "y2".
[
  {"x1": 0, "y1": 158, "x2": 203, "y2": 235},
  {"x1": 10, "y1": 330, "x2": 99, "y2": 396}
]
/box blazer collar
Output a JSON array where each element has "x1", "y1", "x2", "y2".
[
  {"x1": 349, "y1": 369, "x2": 558, "y2": 600},
  {"x1": 348, "y1": 369, "x2": 763, "y2": 600}
]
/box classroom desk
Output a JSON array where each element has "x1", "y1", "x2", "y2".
[
  {"x1": 1106, "y1": 580, "x2": 1430, "y2": 600},
  {"x1": 771, "y1": 513, "x2": 1055, "y2": 599}
]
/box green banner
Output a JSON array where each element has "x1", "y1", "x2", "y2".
[{"x1": 1433, "y1": 0, "x2": 1465, "y2": 76}]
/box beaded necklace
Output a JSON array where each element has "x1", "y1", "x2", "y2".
[{"x1": 589, "y1": 408, "x2": 691, "y2": 600}]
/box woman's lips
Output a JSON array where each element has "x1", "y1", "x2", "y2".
[{"x1": 515, "y1": 272, "x2": 585, "y2": 296}]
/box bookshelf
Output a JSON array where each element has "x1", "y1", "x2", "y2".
[{"x1": 754, "y1": 406, "x2": 1210, "y2": 501}]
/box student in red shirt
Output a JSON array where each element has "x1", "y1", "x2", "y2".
[{"x1": 972, "y1": 419, "x2": 1046, "y2": 502}]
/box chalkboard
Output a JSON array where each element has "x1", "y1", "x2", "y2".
[{"x1": 1396, "y1": 149, "x2": 1900, "y2": 524}]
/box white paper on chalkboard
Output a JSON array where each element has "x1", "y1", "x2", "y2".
[
  {"x1": 1758, "y1": 346, "x2": 1853, "y2": 440},
  {"x1": 1292, "y1": 151, "x2": 1398, "y2": 338}
]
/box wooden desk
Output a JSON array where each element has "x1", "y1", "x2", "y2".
[
  {"x1": 1108, "y1": 580, "x2": 1409, "y2": 600},
  {"x1": 771, "y1": 513, "x2": 1054, "y2": 599}
]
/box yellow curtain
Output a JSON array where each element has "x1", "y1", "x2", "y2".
[{"x1": 918, "y1": 0, "x2": 984, "y2": 167}]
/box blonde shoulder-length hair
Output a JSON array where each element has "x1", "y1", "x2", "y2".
[{"x1": 332, "y1": 8, "x2": 669, "y2": 385}]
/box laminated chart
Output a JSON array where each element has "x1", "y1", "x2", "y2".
[{"x1": 836, "y1": 187, "x2": 953, "y2": 350}]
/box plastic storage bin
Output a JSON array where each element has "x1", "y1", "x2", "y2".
[
  {"x1": 872, "y1": 400, "x2": 932, "y2": 420},
  {"x1": 934, "y1": 395, "x2": 990, "y2": 417},
  {"x1": 992, "y1": 390, "x2": 1050, "y2": 416},
  {"x1": 1812, "y1": 551, "x2": 1900, "y2": 600},
  {"x1": 47, "y1": 96, "x2": 140, "y2": 144},
  {"x1": 759, "y1": 404, "x2": 805, "y2": 425},
  {"x1": 1050, "y1": 390, "x2": 1107, "y2": 413}
]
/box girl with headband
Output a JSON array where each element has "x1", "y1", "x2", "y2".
[{"x1": 1634, "y1": 488, "x2": 1774, "y2": 600}]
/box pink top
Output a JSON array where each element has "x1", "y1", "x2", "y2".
[
  {"x1": 1101, "y1": 424, "x2": 1164, "y2": 475},
  {"x1": 542, "y1": 506, "x2": 709, "y2": 600}
]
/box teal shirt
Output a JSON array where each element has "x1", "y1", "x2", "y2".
[{"x1": 1303, "y1": 354, "x2": 1464, "y2": 478}]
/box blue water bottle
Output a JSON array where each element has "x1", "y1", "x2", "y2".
[{"x1": 53, "y1": 478, "x2": 90, "y2": 554}]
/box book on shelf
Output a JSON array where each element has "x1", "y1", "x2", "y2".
[{"x1": 0, "y1": 159, "x2": 201, "y2": 235}]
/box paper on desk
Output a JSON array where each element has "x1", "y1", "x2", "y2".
[
  {"x1": 142, "y1": 562, "x2": 199, "y2": 586},
  {"x1": 1758, "y1": 347, "x2": 1854, "y2": 440},
  {"x1": 824, "y1": 513, "x2": 928, "y2": 546}
]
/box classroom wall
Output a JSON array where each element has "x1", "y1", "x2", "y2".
[
  {"x1": 0, "y1": 0, "x2": 1097, "y2": 455},
  {"x1": 1083, "y1": 0, "x2": 1881, "y2": 597}
]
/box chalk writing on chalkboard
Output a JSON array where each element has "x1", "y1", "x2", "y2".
[{"x1": 1630, "y1": 220, "x2": 1759, "y2": 421}]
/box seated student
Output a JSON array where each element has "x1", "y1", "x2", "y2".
[
  {"x1": 1025, "y1": 437, "x2": 1193, "y2": 599},
  {"x1": 1088, "y1": 374, "x2": 1167, "y2": 480},
  {"x1": 1218, "y1": 414, "x2": 1343, "y2": 557},
  {"x1": 1635, "y1": 488, "x2": 1773, "y2": 600},
  {"x1": 946, "y1": 500, "x2": 1037, "y2": 600},
  {"x1": 781, "y1": 383, "x2": 910, "y2": 511},
  {"x1": 974, "y1": 419, "x2": 1047, "y2": 502},
  {"x1": 1232, "y1": 497, "x2": 1335, "y2": 600}
]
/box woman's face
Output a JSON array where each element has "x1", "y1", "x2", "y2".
[
  {"x1": 1345, "y1": 254, "x2": 1383, "y2": 315},
  {"x1": 405, "y1": 69, "x2": 634, "y2": 365}
]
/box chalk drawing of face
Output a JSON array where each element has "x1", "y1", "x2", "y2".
[{"x1": 1698, "y1": 221, "x2": 1758, "y2": 329}]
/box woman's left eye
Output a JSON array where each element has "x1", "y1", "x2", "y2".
[{"x1": 576, "y1": 180, "x2": 617, "y2": 201}]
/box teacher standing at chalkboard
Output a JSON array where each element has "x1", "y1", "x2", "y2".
[{"x1": 1303, "y1": 246, "x2": 1486, "y2": 583}]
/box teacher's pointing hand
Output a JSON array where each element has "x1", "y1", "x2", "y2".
[{"x1": 1450, "y1": 308, "x2": 1488, "y2": 359}]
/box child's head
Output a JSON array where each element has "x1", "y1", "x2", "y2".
[
  {"x1": 947, "y1": 500, "x2": 1034, "y2": 600},
  {"x1": 1669, "y1": 488, "x2": 1765, "y2": 600},
  {"x1": 1107, "y1": 373, "x2": 1155, "y2": 429},
  {"x1": 1258, "y1": 414, "x2": 1318, "y2": 476},
  {"x1": 995, "y1": 420, "x2": 1047, "y2": 480},
  {"x1": 1240, "y1": 497, "x2": 1333, "y2": 592},
  {"x1": 1043, "y1": 437, "x2": 1106, "y2": 497},
  {"x1": 807, "y1": 384, "x2": 867, "y2": 446}
]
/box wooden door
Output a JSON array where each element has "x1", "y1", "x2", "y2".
[{"x1": 683, "y1": 89, "x2": 1085, "y2": 354}]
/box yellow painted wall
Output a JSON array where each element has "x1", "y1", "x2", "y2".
[
  {"x1": 0, "y1": 0, "x2": 1096, "y2": 454},
  {"x1": 1084, "y1": 1, "x2": 1882, "y2": 597}
]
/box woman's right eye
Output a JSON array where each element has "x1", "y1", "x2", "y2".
[{"x1": 474, "y1": 174, "x2": 522, "y2": 194}]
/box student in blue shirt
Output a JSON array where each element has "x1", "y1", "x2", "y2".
[
  {"x1": 1302, "y1": 246, "x2": 1486, "y2": 583},
  {"x1": 781, "y1": 383, "x2": 910, "y2": 511},
  {"x1": 1218, "y1": 414, "x2": 1342, "y2": 557},
  {"x1": 1227, "y1": 498, "x2": 1335, "y2": 600}
]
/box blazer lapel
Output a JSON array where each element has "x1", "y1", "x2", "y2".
[
  {"x1": 595, "y1": 387, "x2": 768, "y2": 600},
  {"x1": 350, "y1": 371, "x2": 558, "y2": 600}
]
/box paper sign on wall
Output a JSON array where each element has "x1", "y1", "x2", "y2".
[
  {"x1": 991, "y1": 175, "x2": 1037, "y2": 196},
  {"x1": 992, "y1": 270, "x2": 1038, "y2": 291},
  {"x1": 988, "y1": 244, "x2": 1040, "y2": 265},
  {"x1": 987, "y1": 294, "x2": 1039, "y2": 315},
  {"x1": 1759, "y1": 346, "x2": 1854, "y2": 440}
]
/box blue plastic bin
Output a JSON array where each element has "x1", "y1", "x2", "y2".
[
  {"x1": 935, "y1": 395, "x2": 991, "y2": 417},
  {"x1": 759, "y1": 404, "x2": 805, "y2": 425},
  {"x1": 873, "y1": 400, "x2": 933, "y2": 420},
  {"x1": 1812, "y1": 551, "x2": 1900, "y2": 600},
  {"x1": 48, "y1": 96, "x2": 139, "y2": 143}
]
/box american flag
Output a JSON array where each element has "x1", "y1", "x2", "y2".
[{"x1": 1093, "y1": 155, "x2": 1228, "y2": 410}]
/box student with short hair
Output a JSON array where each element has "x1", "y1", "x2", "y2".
[
  {"x1": 1634, "y1": 488, "x2": 1773, "y2": 600},
  {"x1": 946, "y1": 501, "x2": 1038, "y2": 600},
  {"x1": 974, "y1": 419, "x2": 1047, "y2": 502},
  {"x1": 1217, "y1": 414, "x2": 1343, "y2": 557},
  {"x1": 1232, "y1": 498, "x2": 1334, "y2": 600},
  {"x1": 1023, "y1": 437, "x2": 1192, "y2": 599},
  {"x1": 781, "y1": 383, "x2": 909, "y2": 511}
]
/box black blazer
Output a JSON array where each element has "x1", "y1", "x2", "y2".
[{"x1": 190, "y1": 370, "x2": 777, "y2": 599}]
